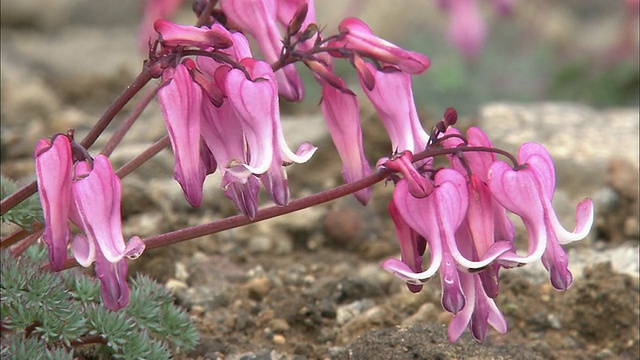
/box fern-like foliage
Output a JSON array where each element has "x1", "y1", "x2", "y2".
[
  {"x1": 0, "y1": 175, "x2": 44, "y2": 231},
  {"x1": 0, "y1": 246, "x2": 200, "y2": 359}
]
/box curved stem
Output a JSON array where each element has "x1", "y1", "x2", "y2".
[
  {"x1": 53, "y1": 168, "x2": 389, "y2": 271},
  {"x1": 9, "y1": 229, "x2": 43, "y2": 257},
  {"x1": 0, "y1": 223, "x2": 42, "y2": 250},
  {"x1": 80, "y1": 67, "x2": 154, "y2": 149},
  {"x1": 101, "y1": 85, "x2": 159, "y2": 157},
  {"x1": 115, "y1": 136, "x2": 170, "y2": 179},
  {"x1": 0, "y1": 68, "x2": 154, "y2": 216}
]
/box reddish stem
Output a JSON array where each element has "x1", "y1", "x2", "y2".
[
  {"x1": 0, "y1": 223, "x2": 43, "y2": 250},
  {"x1": 9, "y1": 229, "x2": 43, "y2": 257},
  {"x1": 0, "y1": 68, "x2": 154, "y2": 217},
  {"x1": 101, "y1": 85, "x2": 159, "y2": 157},
  {"x1": 52, "y1": 168, "x2": 389, "y2": 271}
]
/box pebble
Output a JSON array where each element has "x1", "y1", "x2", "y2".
[
  {"x1": 165, "y1": 279, "x2": 188, "y2": 296},
  {"x1": 336, "y1": 299, "x2": 375, "y2": 326},
  {"x1": 547, "y1": 313, "x2": 562, "y2": 330},
  {"x1": 174, "y1": 262, "x2": 189, "y2": 282},
  {"x1": 270, "y1": 318, "x2": 290, "y2": 333},
  {"x1": 248, "y1": 236, "x2": 273, "y2": 254},
  {"x1": 247, "y1": 277, "x2": 272, "y2": 300},
  {"x1": 437, "y1": 311, "x2": 453, "y2": 325},
  {"x1": 401, "y1": 303, "x2": 438, "y2": 328},
  {"x1": 272, "y1": 334, "x2": 286, "y2": 345}
]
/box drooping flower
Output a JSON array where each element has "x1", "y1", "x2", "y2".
[
  {"x1": 35, "y1": 136, "x2": 144, "y2": 311},
  {"x1": 70, "y1": 155, "x2": 145, "y2": 311},
  {"x1": 328, "y1": 17, "x2": 431, "y2": 74},
  {"x1": 488, "y1": 142, "x2": 594, "y2": 290},
  {"x1": 444, "y1": 0, "x2": 487, "y2": 59},
  {"x1": 154, "y1": 19, "x2": 233, "y2": 50},
  {"x1": 357, "y1": 64, "x2": 429, "y2": 155},
  {"x1": 158, "y1": 62, "x2": 208, "y2": 207},
  {"x1": 220, "y1": 0, "x2": 305, "y2": 101},
  {"x1": 382, "y1": 170, "x2": 512, "y2": 284},
  {"x1": 223, "y1": 58, "x2": 316, "y2": 205},
  {"x1": 34, "y1": 134, "x2": 74, "y2": 271},
  {"x1": 319, "y1": 80, "x2": 372, "y2": 204},
  {"x1": 71, "y1": 156, "x2": 145, "y2": 265},
  {"x1": 447, "y1": 271, "x2": 507, "y2": 342},
  {"x1": 443, "y1": 127, "x2": 516, "y2": 297},
  {"x1": 139, "y1": 0, "x2": 183, "y2": 52}
]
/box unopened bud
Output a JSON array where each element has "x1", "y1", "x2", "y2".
[
  {"x1": 299, "y1": 23, "x2": 319, "y2": 42},
  {"x1": 444, "y1": 107, "x2": 458, "y2": 126},
  {"x1": 287, "y1": 3, "x2": 309, "y2": 37}
]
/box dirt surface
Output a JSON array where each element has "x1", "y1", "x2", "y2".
[{"x1": 164, "y1": 232, "x2": 638, "y2": 360}]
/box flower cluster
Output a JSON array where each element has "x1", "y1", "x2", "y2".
[
  {"x1": 150, "y1": 0, "x2": 430, "y2": 213},
  {"x1": 34, "y1": 134, "x2": 144, "y2": 310},
  {"x1": 381, "y1": 126, "x2": 594, "y2": 341},
  {"x1": 29, "y1": 0, "x2": 596, "y2": 344}
]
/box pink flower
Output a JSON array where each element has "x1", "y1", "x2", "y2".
[
  {"x1": 94, "y1": 248, "x2": 131, "y2": 311},
  {"x1": 319, "y1": 81, "x2": 372, "y2": 204},
  {"x1": 384, "y1": 151, "x2": 432, "y2": 198},
  {"x1": 445, "y1": 0, "x2": 487, "y2": 59},
  {"x1": 138, "y1": 0, "x2": 183, "y2": 52},
  {"x1": 34, "y1": 134, "x2": 74, "y2": 271},
  {"x1": 220, "y1": 0, "x2": 305, "y2": 101},
  {"x1": 488, "y1": 143, "x2": 594, "y2": 290},
  {"x1": 447, "y1": 271, "x2": 507, "y2": 342},
  {"x1": 382, "y1": 170, "x2": 512, "y2": 283},
  {"x1": 70, "y1": 155, "x2": 144, "y2": 310},
  {"x1": 443, "y1": 127, "x2": 516, "y2": 297},
  {"x1": 201, "y1": 89, "x2": 259, "y2": 217},
  {"x1": 223, "y1": 59, "x2": 316, "y2": 205},
  {"x1": 158, "y1": 63, "x2": 208, "y2": 207},
  {"x1": 357, "y1": 64, "x2": 429, "y2": 154},
  {"x1": 154, "y1": 19, "x2": 233, "y2": 50},
  {"x1": 35, "y1": 137, "x2": 144, "y2": 311},
  {"x1": 328, "y1": 17, "x2": 430, "y2": 74}
]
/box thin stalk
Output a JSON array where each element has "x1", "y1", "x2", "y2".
[
  {"x1": 115, "y1": 136, "x2": 170, "y2": 179},
  {"x1": 52, "y1": 168, "x2": 389, "y2": 271},
  {"x1": 10, "y1": 228, "x2": 43, "y2": 257},
  {"x1": 0, "y1": 68, "x2": 155, "y2": 216},
  {"x1": 0, "y1": 223, "x2": 42, "y2": 250},
  {"x1": 101, "y1": 85, "x2": 159, "y2": 157}
]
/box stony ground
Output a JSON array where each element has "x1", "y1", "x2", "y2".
[{"x1": 2, "y1": 1, "x2": 639, "y2": 359}]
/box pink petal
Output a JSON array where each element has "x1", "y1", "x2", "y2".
[
  {"x1": 158, "y1": 64, "x2": 207, "y2": 207},
  {"x1": 320, "y1": 81, "x2": 371, "y2": 204},
  {"x1": 34, "y1": 135, "x2": 74, "y2": 271}
]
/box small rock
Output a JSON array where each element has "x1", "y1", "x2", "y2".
[
  {"x1": 437, "y1": 311, "x2": 453, "y2": 325},
  {"x1": 401, "y1": 302, "x2": 438, "y2": 328},
  {"x1": 174, "y1": 262, "x2": 189, "y2": 282},
  {"x1": 339, "y1": 305, "x2": 399, "y2": 345},
  {"x1": 180, "y1": 286, "x2": 229, "y2": 310},
  {"x1": 248, "y1": 236, "x2": 273, "y2": 254},
  {"x1": 247, "y1": 277, "x2": 272, "y2": 301},
  {"x1": 547, "y1": 313, "x2": 562, "y2": 330},
  {"x1": 165, "y1": 279, "x2": 188, "y2": 297},
  {"x1": 336, "y1": 299, "x2": 376, "y2": 326},
  {"x1": 270, "y1": 318, "x2": 290, "y2": 333},
  {"x1": 272, "y1": 334, "x2": 286, "y2": 345}
]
